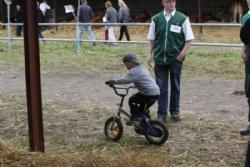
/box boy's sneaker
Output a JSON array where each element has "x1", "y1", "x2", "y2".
[
  {"x1": 126, "y1": 116, "x2": 139, "y2": 126},
  {"x1": 126, "y1": 120, "x2": 135, "y2": 126},
  {"x1": 240, "y1": 126, "x2": 250, "y2": 136},
  {"x1": 171, "y1": 113, "x2": 181, "y2": 122}
]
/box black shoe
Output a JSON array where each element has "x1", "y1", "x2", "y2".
[
  {"x1": 240, "y1": 126, "x2": 250, "y2": 136},
  {"x1": 126, "y1": 116, "x2": 138, "y2": 126},
  {"x1": 171, "y1": 114, "x2": 181, "y2": 122}
]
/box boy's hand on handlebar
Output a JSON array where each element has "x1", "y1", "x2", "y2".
[{"x1": 105, "y1": 80, "x2": 115, "y2": 86}]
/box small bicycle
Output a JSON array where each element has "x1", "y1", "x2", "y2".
[{"x1": 104, "y1": 83, "x2": 169, "y2": 145}]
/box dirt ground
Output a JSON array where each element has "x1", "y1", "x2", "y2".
[{"x1": 0, "y1": 66, "x2": 250, "y2": 166}]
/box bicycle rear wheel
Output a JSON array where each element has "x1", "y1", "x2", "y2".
[
  {"x1": 104, "y1": 117, "x2": 123, "y2": 141},
  {"x1": 145, "y1": 120, "x2": 168, "y2": 145}
]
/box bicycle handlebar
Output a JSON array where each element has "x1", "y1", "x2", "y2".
[{"x1": 106, "y1": 83, "x2": 134, "y2": 97}]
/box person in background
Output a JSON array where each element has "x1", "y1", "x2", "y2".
[
  {"x1": 147, "y1": 0, "x2": 194, "y2": 123},
  {"x1": 37, "y1": 2, "x2": 45, "y2": 42},
  {"x1": 39, "y1": 0, "x2": 51, "y2": 16},
  {"x1": 240, "y1": 0, "x2": 250, "y2": 136},
  {"x1": 15, "y1": 4, "x2": 23, "y2": 37},
  {"x1": 105, "y1": 1, "x2": 118, "y2": 45},
  {"x1": 118, "y1": 0, "x2": 131, "y2": 41},
  {"x1": 76, "y1": 0, "x2": 96, "y2": 54}
]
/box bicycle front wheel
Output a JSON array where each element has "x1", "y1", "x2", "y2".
[{"x1": 104, "y1": 117, "x2": 123, "y2": 141}]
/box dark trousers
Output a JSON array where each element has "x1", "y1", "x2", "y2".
[
  {"x1": 245, "y1": 51, "x2": 250, "y2": 98},
  {"x1": 245, "y1": 46, "x2": 250, "y2": 122},
  {"x1": 37, "y1": 27, "x2": 44, "y2": 39},
  {"x1": 248, "y1": 98, "x2": 250, "y2": 122},
  {"x1": 155, "y1": 60, "x2": 183, "y2": 118},
  {"x1": 105, "y1": 29, "x2": 108, "y2": 40},
  {"x1": 119, "y1": 26, "x2": 130, "y2": 41},
  {"x1": 16, "y1": 26, "x2": 22, "y2": 37},
  {"x1": 246, "y1": 141, "x2": 250, "y2": 167},
  {"x1": 128, "y1": 92, "x2": 158, "y2": 118}
]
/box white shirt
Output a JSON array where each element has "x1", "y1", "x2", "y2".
[
  {"x1": 248, "y1": 10, "x2": 250, "y2": 15},
  {"x1": 39, "y1": 2, "x2": 51, "y2": 16},
  {"x1": 147, "y1": 10, "x2": 194, "y2": 42}
]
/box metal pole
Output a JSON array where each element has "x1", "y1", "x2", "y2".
[
  {"x1": 23, "y1": 0, "x2": 44, "y2": 152},
  {"x1": 76, "y1": 0, "x2": 80, "y2": 54},
  {"x1": 7, "y1": 3, "x2": 11, "y2": 51}
]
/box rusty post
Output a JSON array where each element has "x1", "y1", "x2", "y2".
[{"x1": 23, "y1": 0, "x2": 45, "y2": 152}]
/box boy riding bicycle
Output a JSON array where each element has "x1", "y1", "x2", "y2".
[{"x1": 106, "y1": 53, "x2": 160, "y2": 125}]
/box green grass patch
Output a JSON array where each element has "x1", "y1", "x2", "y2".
[{"x1": 0, "y1": 41, "x2": 244, "y2": 79}]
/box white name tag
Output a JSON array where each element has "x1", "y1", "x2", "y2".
[{"x1": 170, "y1": 25, "x2": 181, "y2": 33}]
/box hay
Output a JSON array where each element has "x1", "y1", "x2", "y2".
[{"x1": 0, "y1": 142, "x2": 170, "y2": 167}]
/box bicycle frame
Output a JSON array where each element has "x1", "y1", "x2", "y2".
[{"x1": 110, "y1": 85, "x2": 134, "y2": 119}]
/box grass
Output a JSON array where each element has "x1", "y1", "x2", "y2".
[
  {"x1": 0, "y1": 40, "x2": 247, "y2": 166},
  {"x1": 0, "y1": 94, "x2": 247, "y2": 167},
  {"x1": 0, "y1": 41, "x2": 245, "y2": 80}
]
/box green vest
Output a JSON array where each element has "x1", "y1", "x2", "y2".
[
  {"x1": 242, "y1": 13, "x2": 250, "y2": 26},
  {"x1": 152, "y1": 11, "x2": 186, "y2": 65}
]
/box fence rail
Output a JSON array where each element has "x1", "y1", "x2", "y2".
[
  {"x1": 0, "y1": 37, "x2": 243, "y2": 47},
  {"x1": 0, "y1": 22, "x2": 242, "y2": 27},
  {"x1": 0, "y1": 22, "x2": 243, "y2": 48}
]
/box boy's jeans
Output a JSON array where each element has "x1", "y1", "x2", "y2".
[
  {"x1": 76, "y1": 25, "x2": 96, "y2": 53},
  {"x1": 155, "y1": 60, "x2": 183, "y2": 118}
]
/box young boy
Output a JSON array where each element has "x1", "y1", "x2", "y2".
[{"x1": 106, "y1": 53, "x2": 160, "y2": 125}]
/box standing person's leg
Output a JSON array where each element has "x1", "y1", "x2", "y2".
[
  {"x1": 16, "y1": 25, "x2": 21, "y2": 37},
  {"x1": 37, "y1": 26, "x2": 44, "y2": 39},
  {"x1": 118, "y1": 26, "x2": 123, "y2": 41},
  {"x1": 105, "y1": 26, "x2": 109, "y2": 42},
  {"x1": 155, "y1": 65, "x2": 169, "y2": 122},
  {"x1": 124, "y1": 26, "x2": 130, "y2": 41},
  {"x1": 20, "y1": 26, "x2": 23, "y2": 36},
  {"x1": 108, "y1": 26, "x2": 117, "y2": 45},
  {"x1": 87, "y1": 25, "x2": 96, "y2": 46},
  {"x1": 169, "y1": 60, "x2": 183, "y2": 121},
  {"x1": 240, "y1": 98, "x2": 250, "y2": 135},
  {"x1": 16, "y1": 26, "x2": 19, "y2": 37},
  {"x1": 76, "y1": 25, "x2": 84, "y2": 53},
  {"x1": 241, "y1": 45, "x2": 250, "y2": 135}
]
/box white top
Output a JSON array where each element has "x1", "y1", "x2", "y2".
[
  {"x1": 147, "y1": 10, "x2": 195, "y2": 41},
  {"x1": 39, "y1": 2, "x2": 51, "y2": 16},
  {"x1": 248, "y1": 10, "x2": 250, "y2": 15}
]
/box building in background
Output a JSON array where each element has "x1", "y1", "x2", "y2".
[{"x1": 0, "y1": 0, "x2": 249, "y2": 23}]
